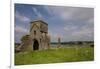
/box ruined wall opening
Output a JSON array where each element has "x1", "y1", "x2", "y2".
[{"x1": 33, "y1": 39, "x2": 39, "y2": 50}]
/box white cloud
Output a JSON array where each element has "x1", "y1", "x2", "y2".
[
  {"x1": 15, "y1": 25, "x2": 29, "y2": 34},
  {"x1": 64, "y1": 24, "x2": 78, "y2": 32},
  {"x1": 48, "y1": 6, "x2": 94, "y2": 22},
  {"x1": 87, "y1": 17, "x2": 94, "y2": 24},
  {"x1": 15, "y1": 25, "x2": 29, "y2": 43},
  {"x1": 15, "y1": 11, "x2": 30, "y2": 22},
  {"x1": 32, "y1": 7, "x2": 43, "y2": 18},
  {"x1": 43, "y1": 6, "x2": 52, "y2": 16},
  {"x1": 47, "y1": 7, "x2": 77, "y2": 20},
  {"x1": 63, "y1": 24, "x2": 94, "y2": 41},
  {"x1": 72, "y1": 28, "x2": 93, "y2": 36}
]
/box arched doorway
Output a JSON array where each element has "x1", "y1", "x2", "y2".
[{"x1": 33, "y1": 39, "x2": 39, "y2": 50}]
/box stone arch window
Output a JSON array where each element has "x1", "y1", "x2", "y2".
[{"x1": 34, "y1": 30, "x2": 36, "y2": 35}]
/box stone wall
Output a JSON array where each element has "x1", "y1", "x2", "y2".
[{"x1": 18, "y1": 20, "x2": 50, "y2": 52}]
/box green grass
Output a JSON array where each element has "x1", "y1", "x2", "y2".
[{"x1": 15, "y1": 47, "x2": 94, "y2": 65}]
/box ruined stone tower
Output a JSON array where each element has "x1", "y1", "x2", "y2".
[
  {"x1": 30, "y1": 20, "x2": 50, "y2": 51},
  {"x1": 57, "y1": 36, "x2": 61, "y2": 48},
  {"x1": 18, "y1": 20, "x2": 50, "y2": 52}
]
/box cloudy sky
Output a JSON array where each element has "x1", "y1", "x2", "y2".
[{"x1": 15, "y1": 4, "x2": 94, "y2": 43}]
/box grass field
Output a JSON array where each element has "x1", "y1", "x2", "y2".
[{"x1": 15, "y1": 46, "x2": 94, "y2": 65}]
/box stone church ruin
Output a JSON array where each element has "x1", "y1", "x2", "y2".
[{"x1": 16, "y1": 20, "x2": 50, "y2": 52}]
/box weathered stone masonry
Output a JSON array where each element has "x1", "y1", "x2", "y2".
[{"x1": 18, "y1": 20, "x2": 50, "y2": 52}]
